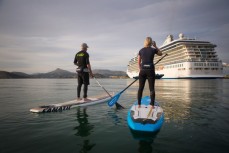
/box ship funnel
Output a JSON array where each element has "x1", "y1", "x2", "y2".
[
  {"x1": 179, "y1": 33, "x2": 184, "y2": 39},
  {"x1": 163, "y1": 34, "x2": 173, "y2": 46}
]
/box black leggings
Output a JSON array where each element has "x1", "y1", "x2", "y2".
[
  {"x1": 137, "y1": 69, "x2": 155, "y2": 106},
  {"x1": 77, "y1": 72, "x2": 89, "y2": 98},
  {"x1": 77, "y1": 84, "x2": 88, "y2": 98}
]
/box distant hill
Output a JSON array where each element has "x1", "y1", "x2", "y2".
[
  {"x1": 11, "y1": 72, "x2": 31, "y2": 78},
  {"x1": 0, "y1": 71, "x2": 30, "y2": 78},
  {"x1": 0, "y1": 68, "x2": 128, "y2": 79},
  {"x1": 93, "y1": 69, "x2": 127, "y2": 77},
  {"x1": 31, "y1": 68, "x2": 76, "y2": 78}
]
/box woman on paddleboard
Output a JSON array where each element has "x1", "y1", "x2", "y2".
[
  {"x1": 138, "y1": 37, "x2": 162, "y2": 108},
  {"x1": 74, "y1": 43, "x2": 94, "y2": 101}
]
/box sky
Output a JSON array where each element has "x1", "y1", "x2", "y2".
[{"x1": 0, "y1": 0, "x2": 229, "y2": 74}]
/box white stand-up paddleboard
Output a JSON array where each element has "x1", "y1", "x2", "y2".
[{"x1": 30, "y1": 94, "x2": 113, "y2": 113}]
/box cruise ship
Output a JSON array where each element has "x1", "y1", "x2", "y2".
[{"x1": 127, "y1": 33, "x2": 224, "y2": 79}]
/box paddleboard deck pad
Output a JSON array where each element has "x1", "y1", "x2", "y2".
[
  {"x1": 127, "y1": 96, "x2": 164, "y2": 132},
  {"x1": 30, "y1": 94, "x2": 112, "y2": 113}
]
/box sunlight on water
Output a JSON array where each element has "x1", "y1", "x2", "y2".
[{"x1": 0, "y1": 79, "x2": 229, "y2": 153}]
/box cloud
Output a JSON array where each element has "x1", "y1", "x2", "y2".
[{"x1": 0, "y1": 0, "x2": 229, "y2": 73}]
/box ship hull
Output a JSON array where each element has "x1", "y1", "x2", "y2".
[{"x1": 155, "y1": 61, "x2": 223, "y2": 79}]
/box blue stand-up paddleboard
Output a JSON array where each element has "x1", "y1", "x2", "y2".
[{"x1": 127, "y1": 96, "x2": 164, "y2": 132}]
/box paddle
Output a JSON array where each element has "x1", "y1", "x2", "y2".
[
  {"x1": 94, "y1": 77, "x2": 124, "y2": 109},
  {"x1": 108, "y1": 53, "x2": 168, "y2": 107},
  {"x1": 107, "y1": 78, "x2": 138, "y2": 107}
]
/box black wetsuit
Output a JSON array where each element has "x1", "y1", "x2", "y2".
[
  {"x1": 138, "y1": 47, "x2": 158, "y2": 106},
  {"x1": 74, "y1": 50, "x2": 90, "y2": 98}
]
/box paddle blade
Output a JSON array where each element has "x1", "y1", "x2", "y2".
[{"x1": 108, "y1": 93, "x2": 121, "y2": 107}]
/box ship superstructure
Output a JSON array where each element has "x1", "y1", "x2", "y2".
[{"x1": 127, "y1": 33, "x2": 223, "y2": 79}]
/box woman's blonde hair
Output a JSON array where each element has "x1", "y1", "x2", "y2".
[{"x1": 144, "y1": 37, "x2": 153, "y2": 47}]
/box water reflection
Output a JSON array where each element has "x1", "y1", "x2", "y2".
[
  {"x1": 107, "y1": 109, "x2": 122, "y2": 125},
  {"x1": 129, "y1": 129, "x2": 159, "y2": 153},
  {"x1": 78, "y1": 140, "x2": 96, "y2": 153},
  {"x1": 74, "y1": 107, "x2": 96, "y2": 153},
  {"x1": 125, "y1": 79, "x2": 223, "y2": 123},
  {"x1": 157, "y1": 79, "x2": 223, "y2": 123}
]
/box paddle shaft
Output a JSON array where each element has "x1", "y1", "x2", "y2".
[
  {"x1": 94, "y1": 77, "x2": 124, "y2": 109},
  {"x1": 94, "y1": 77, "x2": 112, "y2": 97},
  {"x1": 120, "y1": 78, "x2": 138, "y2": 94},
  {"x1": 154, "y1": 53, "x2": 168, "y2": 65}
]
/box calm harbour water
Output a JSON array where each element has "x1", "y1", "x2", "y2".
[{"x1": 0, "y1": 79, "x2": 229, "y2": 153}]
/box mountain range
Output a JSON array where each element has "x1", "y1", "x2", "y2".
[{"x1": 0, "y1": 68, "x2": 128, "y2": 79}]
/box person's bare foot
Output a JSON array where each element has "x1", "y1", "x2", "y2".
[
  {"x1": 77, "y1": 97, "x2": 82, "y2": 101},
  {"x1": 149, "y1": 105, "x2": 154, "y2": 109},
  {"x1": 83, "y1": 98, "x2": 91, "y2": 101}
]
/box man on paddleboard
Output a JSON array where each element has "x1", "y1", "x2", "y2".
[
  {"x1": 74, "y1": 43, "x2": 94, "y2": 101},
  {"x1": 137, "y1": 37, "x2": 162, "y2": 108}
]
